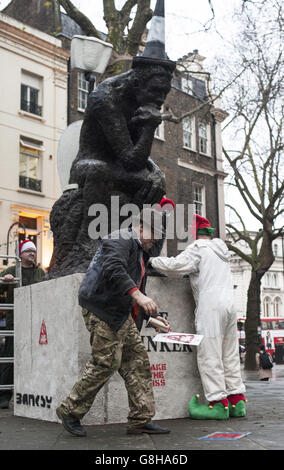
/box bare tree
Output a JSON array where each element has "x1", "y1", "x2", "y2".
[
  {"x1": 57, "y1": 0, "x2": 152, "y2": 76},
  {"x1": 221, "y1": 0, "x2": 284, "y2": 369}
]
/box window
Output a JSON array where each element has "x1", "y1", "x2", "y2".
[
  {"x1": 19, "y1": 138, "x2": 44, "y2": 192},
  {"x1": 183, "y1": 117, "x2": 194, "y2": 149},
  {"x1": 264, "y1": 273, "x2": 270, "y2": 288},
  {"x1": 78, "y1": 72, "x2": 89, "y2": 111},
  {"x1": 21, "y1": 71, "x2": 42, "y2": 116},
  {"x1": 264, "y1": 272, "x2": 278, "y2": 288},
  {"x1": 155, "y1": 120, "x2": 164, "y2": 140},
  {"x1": 273, "y1": 297, "x2": 281, "y2": 316},
  {"x1": 181, "y1": 75, "x2": 193, "y2": 95},
  {"x1": 263, "y1": 297, "x2": 271, "y2": 317},
  {"x1": 154, "y1": 106, "x2": 165, "y2": 140},
  {"x1": 272, "y1": 273, "x2": 278, "y2": 288},
  {"x1": 193, "y1": 185, "x2": 205, "y2": 216},
  {"x1": 273, "y1": 244, "x2": 278, "y2": 256},
  {"x1": 198, "y1": 120, "x2": 209, "y2": 155}
]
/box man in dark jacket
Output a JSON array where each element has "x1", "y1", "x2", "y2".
[
  {"x1": 0, "y1": 240, "x2": 45, "y2": 408},
  {"x1": 56, "y1": 209, "x2": 170, "y2": 437}
]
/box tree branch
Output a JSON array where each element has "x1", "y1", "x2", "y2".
[
  {"x1": 57, "y1": 0, "x2": 103, "y2": 38},
  {"x1": 163, "y1": 65, "x2": 245, "y2": 124},
  {"x1": 126, "y1": 0, "x2": 152, "y2": 56},
  {"x1": 120, "y1": 0, "x2": 138, "y2": 29}
]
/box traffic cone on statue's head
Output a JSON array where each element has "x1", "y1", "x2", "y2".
[{"x1": 132, "y1": 0, "x2": 176, "y2": 72}]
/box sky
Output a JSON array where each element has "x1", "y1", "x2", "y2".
[
  {"x1": 0, "y1": 0, "x2": 281, "y2": 233},
  {"x1": 0, "y1": 0, "x2": 241, "y2": 61},
  {"x1": 67, "y1": 0, "x2": 241, "y2": 62}
]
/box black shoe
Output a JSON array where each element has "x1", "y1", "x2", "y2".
[
  {"x1": 56, "y1": 408, "x2": 87, "y2": 437},
  {"x1": 127, "y1": 421, "x2": 170, "y2": 435},
  {"x1": 0, "y1": 400, "x2": 10, "y2": 409}
]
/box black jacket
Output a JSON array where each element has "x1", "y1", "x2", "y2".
[
  {"x1": 79, "y1": 229, "x2": 144, "y2": 331},
  {"x1": 78, "y1": 228, "x2": 164, "y2": 332}
]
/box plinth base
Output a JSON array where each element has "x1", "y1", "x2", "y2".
[{"x1": 14, "y1": 274, "x2": 202, "y2": 424}]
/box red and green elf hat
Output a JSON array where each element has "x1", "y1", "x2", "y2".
[{"x1": 195, "y1": 214, "x2": 215, "y2": 236}]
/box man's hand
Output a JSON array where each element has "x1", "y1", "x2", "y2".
[
  {"x1": 3, "y1": 274, "x2": 14, "y2": 282},
  {"x1": 149, "y1": 316, "x2": 171, "y2": 333},
  {"x1": 130, "y1": 290, "x2": 158, "y2": 317}
]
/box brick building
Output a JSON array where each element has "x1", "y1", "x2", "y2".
[{"x1": 2, "y1": 0, "x2": 228, "y2": 256}]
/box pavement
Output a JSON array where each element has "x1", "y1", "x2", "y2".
[{"x1": 0, "y1": 364, "x2": 284, "y2": 458}]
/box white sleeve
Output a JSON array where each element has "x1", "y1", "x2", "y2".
[{"x1": 150, "y1": 245, "x2": 200, "y2": 277}]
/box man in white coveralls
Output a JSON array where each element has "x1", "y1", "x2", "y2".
[{"x1": 149, "y1": 214, "x2": 246, "y2": 420}]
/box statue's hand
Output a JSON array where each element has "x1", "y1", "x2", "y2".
[{"x1": 131, "y1": 105, "x2": 162, "y2": 128}]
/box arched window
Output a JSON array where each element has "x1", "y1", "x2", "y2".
[
  {"x1": 264, "y1": 273, "x2": 270, "y2": 287},
  {"x1": 263, "y1": 297, "x2": 271, "y2": 317},
  {"x1": 273, "y1": 297, "x2": 281, "y2": 317}
]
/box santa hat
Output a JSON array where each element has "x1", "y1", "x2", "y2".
[
  {"x1": 132, "y1": 0, "x2": 176, "y2": 72},
  {"x1": 159, "y1": 196, "x2": 175, "y2": 209},
  {"x1": 19, "y1": 240, "x2": 36, "y2": 255},
  {"x1": 195, "y1": 214, "x2": 214, "y2": 236}
]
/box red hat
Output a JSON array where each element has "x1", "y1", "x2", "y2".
[
  {"x1": 19, "y1": 240, "x2": 36, "y2": 255},
  {"x1": 159, "y1": 196, "x2": 175, "y2": 209},
  {"x1": 191, "y1": 214, "x2": 215, "y2": 240},
  {"x1": 195, "y1": 214, "x2": 212, "y2": 230}
]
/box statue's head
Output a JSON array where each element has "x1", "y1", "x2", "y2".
[{"x1": 131, "y1": 64, "x2": 173, "y2": 109}]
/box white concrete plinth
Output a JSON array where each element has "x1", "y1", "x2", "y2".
[{"x1": 14, "y1": 274, "x2": 202, "y2": 424}]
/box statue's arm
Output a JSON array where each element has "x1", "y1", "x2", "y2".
[{"x1": 88, "y1": 95, "x2": 161, "y2": 171}]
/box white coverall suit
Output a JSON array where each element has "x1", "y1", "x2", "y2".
[{"x1": 151, "y1": 238, "x2": 246, "y2": 402}]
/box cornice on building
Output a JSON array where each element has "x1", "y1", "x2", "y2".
[
  {"x1": 0, "y1": 14, "x2": 69, "y2": 64},
  {"x1": 210, "y1": 106, "x2": 229, "y2": 123}
]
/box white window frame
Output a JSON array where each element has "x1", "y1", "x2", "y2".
[
  {"x1": 272, "y1": 273, "x2": 278, "y2": 288},
  {"x1": 263, "y1": 296, "x2": 271, "y2": 317},
  {"x1": 181, "y1": 75, "x2": 193, "y2": 95},
  {"x1": 78, "y1": 72, "x2": 89, "y2": 112},
  {"x1": 183, "y1": 116, "x2": 196, "y2": 151},
  {"x1": 193, "y1": 184, "x2": 205, "y2": 217},
  {"x1": 21, "y1": 70, "x2": 43, "y2": 117},
  {"x1": 273, "y1": 244, "x2": 278, "y2": 256},
  {"x1": 273, "y1": 297, "x2": 281, "y2": 316},
  {"x1": 19, "y1": 138, "x2": 44, "y2": 192},
  {"x1": 198, "y1": 120, "x2": 211, "y2": 156},
  {"x1": 154, "y1": 107, "x2": 165, "y2": 140}
]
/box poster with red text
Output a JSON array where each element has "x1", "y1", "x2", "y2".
[{"x1": 153, "y1": 332, "x2": 203, "y2": 346}]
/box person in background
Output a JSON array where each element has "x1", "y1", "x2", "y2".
[
  {"x1": 0, "y1": 240, "x2": 45, "y2": 409},
  {"x1": 256, "y1": 344, "x2": 273, "y2": 382}
]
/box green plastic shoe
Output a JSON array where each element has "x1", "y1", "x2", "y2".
[
  {"x1": 229, "y1": 400, "x2": 246, "y2": 417},
  {"x1": 188, "y1": 394, "x2": 229, "y2": 420}
]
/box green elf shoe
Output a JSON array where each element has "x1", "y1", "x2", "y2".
[
  {"x1": 228, "y1": 394, "x2": 247, "y2": 418},
  {"x1": 188, "y1": 394, "x2": 229, "y2": 420}
]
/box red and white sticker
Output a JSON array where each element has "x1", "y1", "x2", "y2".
[{"x1": 39, "y1": 320, "x2": 48, "y2": 345}]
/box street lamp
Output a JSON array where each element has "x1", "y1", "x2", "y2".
[{"x1": 3, "y1": 222, "x2": 26, "y2": 265}]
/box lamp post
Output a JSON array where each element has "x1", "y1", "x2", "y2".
[{"x1": 3, "y1": 222, "x2": 26, "y2": 265}]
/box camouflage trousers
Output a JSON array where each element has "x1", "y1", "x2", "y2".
[{"x1": 57, "y1": 309, "x2": 155, "y2": 429}]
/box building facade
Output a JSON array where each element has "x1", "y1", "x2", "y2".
[
  {"x1": 0, "y1": 13, "x2": 68, "y2": 268},
  {"x1": 230, "y1": 235, "x2": 284, "y2": 319}
]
